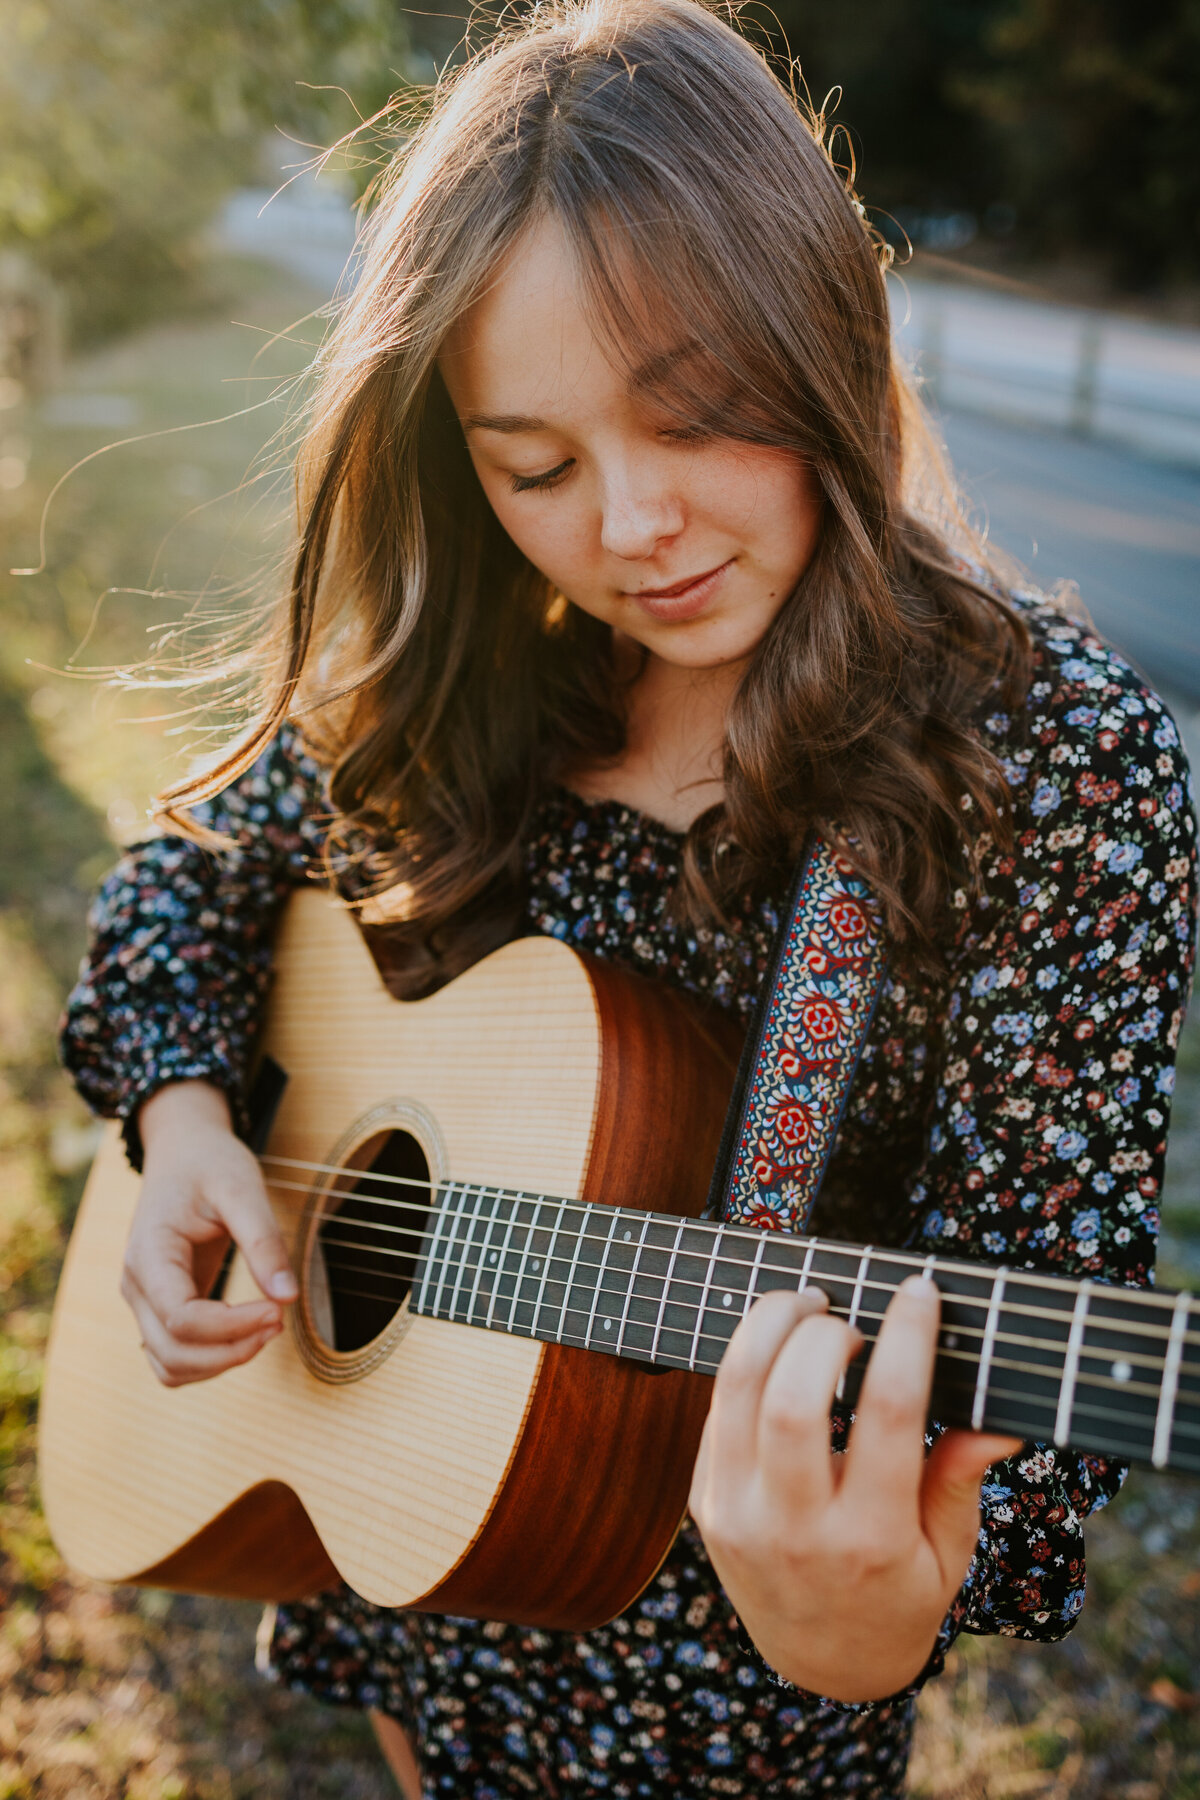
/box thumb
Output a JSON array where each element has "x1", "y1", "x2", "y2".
[
  {"x1": 210, "y1": 1164, "x2": 298, "y2": 1304},
  {"x1": 921, "y1": 1429, "x2": 1024, "y2": 1590}
]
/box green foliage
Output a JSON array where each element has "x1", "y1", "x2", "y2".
[
  {"x1": 740, "y1": 0, "x2": 1200, "y2": 286},
  {"x1": 0, "y1": 0, "x2": 411, "y2": 345},
  {"x1": 955, "y1": 0, "x2": 1200, "y2": 286}
]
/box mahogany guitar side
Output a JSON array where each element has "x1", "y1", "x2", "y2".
[{"x1": 39, "y1": 891, "x2": 740, "y2": 1629}]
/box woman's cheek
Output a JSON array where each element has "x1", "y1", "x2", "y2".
[{"x1": 490, "y1": 491, "x2": 603, "y2": 604}]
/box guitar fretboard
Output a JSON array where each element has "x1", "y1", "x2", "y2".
[{"x1": 409, "y1": 1184, "x2": 1200, "y2": 1475}]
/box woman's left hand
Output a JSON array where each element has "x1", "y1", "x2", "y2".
[{"x1": 689, "y1": 1275, "x2": 1022, "y2": 1704}]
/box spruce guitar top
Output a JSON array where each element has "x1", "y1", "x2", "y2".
[{"x1": 40, "y1": 891, "x2": 1200, "y2": 1630}]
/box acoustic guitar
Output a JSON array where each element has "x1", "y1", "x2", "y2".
[{"x1": 39, "y1": 890, "x2": 1200, "y2": 1631}]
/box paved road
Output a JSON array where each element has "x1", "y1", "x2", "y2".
[{"x1": 941, "y1": 410, "x2": 1200, "y2": 724}]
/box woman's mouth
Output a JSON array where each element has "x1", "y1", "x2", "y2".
[{"x1": 624, "y1": 559, "x2": 734, "y2": 622}]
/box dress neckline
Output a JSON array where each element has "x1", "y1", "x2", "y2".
[{"x1": 546, "y1": 780, "x2": 689, "y2": 842}]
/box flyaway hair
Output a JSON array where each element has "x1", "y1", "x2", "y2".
[{"x1": 158, "y1": 0, "x2": 1031, "y2": 994}]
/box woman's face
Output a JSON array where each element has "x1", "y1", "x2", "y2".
[{"x1": 439, "y1": 214, "x2": 822, "y2": 675}]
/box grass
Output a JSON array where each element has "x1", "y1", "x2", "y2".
[{"x1": 1, "y1": 248, "x2": 1199, "y2": 1798}]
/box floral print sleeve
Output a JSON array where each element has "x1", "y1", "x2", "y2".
[
  {"x1": 59, "y1": 725, "x2": 328, "y2": 1166},
  {"x1": 903, "y1": 597, "x2": 1198, "y2": 1651}
]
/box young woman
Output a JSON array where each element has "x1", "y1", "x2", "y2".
[{"x1": 61, "y1": 0, "x2": 1196, "y2": 1793}]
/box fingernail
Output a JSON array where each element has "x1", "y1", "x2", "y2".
[
  {"x1": 901, "y1": 1273, "x2": 938, "y2": 1301},
  {"x1": 269, "y1": 1271, "x2": 298, "y2": 1301}
]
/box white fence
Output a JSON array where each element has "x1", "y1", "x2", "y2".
[{"x1": 892, "y1": 279, "x2": 1200, "y2": 470}]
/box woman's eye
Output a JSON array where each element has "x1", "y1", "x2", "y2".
[{"x1": 509, "y1": 459, "x2": 574, "y2": 494}]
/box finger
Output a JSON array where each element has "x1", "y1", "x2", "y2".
[
  {"x1": 136, "y1": 1300, "x2": 282, "y2": 1387},
  {"x1": 122, "y1": 1252, "x2": 283, "y2": 1346},
  {"x1": 843, "y1": 1275, "x2": 941, "y2": 1508},
  {"x1": 921, "y1": 1428, "x2": 1025, "y2": 1590},
  {"x1": 688, "y1": 1404, "x2": 716, "y2": 1519},
  {"x1": 204, "y1": 1169, "x2": 298, "y2": 1305},
  {"x1": 756, "y1": 1310, "x2": 862, "y2": 1512},
  {"x1": 707, "y1": 1288, "x2": 829, "y2": 1485}
]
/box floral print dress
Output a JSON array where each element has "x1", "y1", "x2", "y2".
[{"x1": 61, "y1": 595, "x2": 1198, "y2": 1798}]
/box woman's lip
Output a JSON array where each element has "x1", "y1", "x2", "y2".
[{"x1": 623, "y1": 560, "x2": 734, "y2": 620}]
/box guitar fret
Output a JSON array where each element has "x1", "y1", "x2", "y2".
[
  {"x1": 742, "y1": 1231, "x2": 769, "y2": 1318},
  {"x1": 414, "y1": 1183, "x2": 453, "y2": 1314},
  {"x1": 530, "y1": 1200, "x2": 566, "y2": 1337},
  {"x1": 689, "y1": 1224, "x2": 721, "y2": 1371},
  {"x1": 507, "y1": 1199, "x2": 540, "y2": 1333},
  {"x1": 847, "y1": 1247, "x2": 872, "y2": 1331},
  {"x1": 1153, "y1": 1291, "x2": 1191, "y2": 1468},
  {"x1": 649, "y1": 1221, "x2": 686, "y2": 1362},
  {"x1": 483, "y1": 1197, "x2": 518, "y2": 1331},
  {"x1": 424, "y1": 1188, "x2": 464, "y2": 1317},
  {"x1": 556, "y1": 1203, "x2": 593, "y2": 1344},
  {"x1": 447, "y1": 1186, "x2": 482, "y2": 1323},
  {"x1": 463, "y1": 1188, "x2": 495, "y2": 1326},
  {"x1": 615, "y1": 1215, "x2": 653, "y2": 1357},
  {"x1": 583, "y1": 1208, "x2": 621, "y2": 1349},
  {"x1": 1054, "y1": 1280, "x2": 1092, "y2": 1446},
  {"x1": 431, "y1": 1188, "x2": 467, "y2": 1317},
  {"x1": 797, "y1": 1238, "x2": 818, "y2": 1291},
  {"x1": 972, "y1": 1272, "x2": 1006, "y2": 1432},
  {"x1": 837, "y1": 1247, "x2": 873, "y2": 1402}
]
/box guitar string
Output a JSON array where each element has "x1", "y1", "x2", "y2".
[
  {"x1": 258, "y1": 1152, "x2": 1193, "y2": 1345},
  {"x1": 256, "y1": 1154, "x2": 1186, "y2": 1453},
  {"x1": 307, "y1": 1230, "x2": 1197, "y2": 1427},
  {"x1": 275, "y1": 1194, "x2": 1195, "y2": 1372},
  {"x1": 305, "y1": 1200, "x2": 1184, "y2": 1366},
  {"x1": 299, "y1": 1190, "x2": 1183, "y2": 1361},
  {"x1": 314, "y1": 1231, "x2": 1187, "y2": 1396},
  {"x1": 258, "y1": 1169, "x2": 1195, "y2": 1362},
  {"x1": 313, "y1": 1242, "x2": 1198, "y2": 1426},
  {"x1": 302, "y1": 1257, "x2": 1194, "y2": 1457}
]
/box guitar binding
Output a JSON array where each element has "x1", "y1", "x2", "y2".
[{"x1": 290, "y1": 1097, "x2": 447, "y2": 1384}]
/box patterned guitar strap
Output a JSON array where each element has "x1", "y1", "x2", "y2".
[{"x1": 705, "y1": 834, "x2": 889, "y2": 1231}]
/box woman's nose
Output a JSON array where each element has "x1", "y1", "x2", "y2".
[{"x1": 599, "y1": 468, "x2": 686, "y2": 562}]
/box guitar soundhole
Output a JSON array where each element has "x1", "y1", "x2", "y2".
[{"x1": 312, "y1": 1130, "x2": 432, "y2": 1354}]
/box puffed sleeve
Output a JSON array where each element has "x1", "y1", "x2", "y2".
[
  {"x1": 906, "y1": 600, "x2": 1198, "y2": 1652},
  {"x1": 59, "y1": 725, "x2": 330, "y2": 1166}
]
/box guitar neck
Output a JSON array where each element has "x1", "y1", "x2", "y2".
[{"x1": 411, "y1": 1184, "x2": 1199, "y2": 1475}]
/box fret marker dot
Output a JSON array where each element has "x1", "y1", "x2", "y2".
[
  {"x1": 488, "y1": 1252, "x2": 498, "y2": 1264},
  {"x1": 623, "y1": 1231, "x2": 632, "y2": 1242},
  {"x1": 1112, "y1": 1359, "x2": 1133, "y2": 1383},
  {"x1": 944, "y1": 1332, "x2": 959, "y2": 1349},
  {"x1": 722, "y1": 1293, "x2": 733, "y2": 1307},
  {"x1": 603, "y1": 1319, "x2": 611, "y2": 1331}
]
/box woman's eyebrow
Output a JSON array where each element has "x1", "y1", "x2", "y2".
[{"x1": 463, "y1": 411, "x2": 549, "y2": 434}]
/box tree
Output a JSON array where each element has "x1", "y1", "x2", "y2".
[
  {"x1": 952, "y1": 0, "x2": 1200, "y2": 286},
  {"x1": 0, "y1": 0, "x2": 412, "y2": 343}
]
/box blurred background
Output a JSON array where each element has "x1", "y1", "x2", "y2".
[{"x1": 1, "y1": 3, "x2": 1199, "y2": 1795}]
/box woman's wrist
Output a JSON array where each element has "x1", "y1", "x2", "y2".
[
  {"x1": 139, "y1": 1080, "x2": 233, "y2": 1157},
  {"x1": 733, "y1": 1599, "x2": 937, "y2": 1705}
]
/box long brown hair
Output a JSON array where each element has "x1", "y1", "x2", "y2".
[{"x1": 160, "y1": 0, "x2": 1031, "y2": 995}]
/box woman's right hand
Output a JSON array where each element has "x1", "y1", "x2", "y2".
[{"x1": 121, "y1": 1080, "x2": 298, "y2": 1386}]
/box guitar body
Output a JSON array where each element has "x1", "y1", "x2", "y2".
[{"x1": 39, "y1": 891, "x2": 740, "y2": 1629}]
